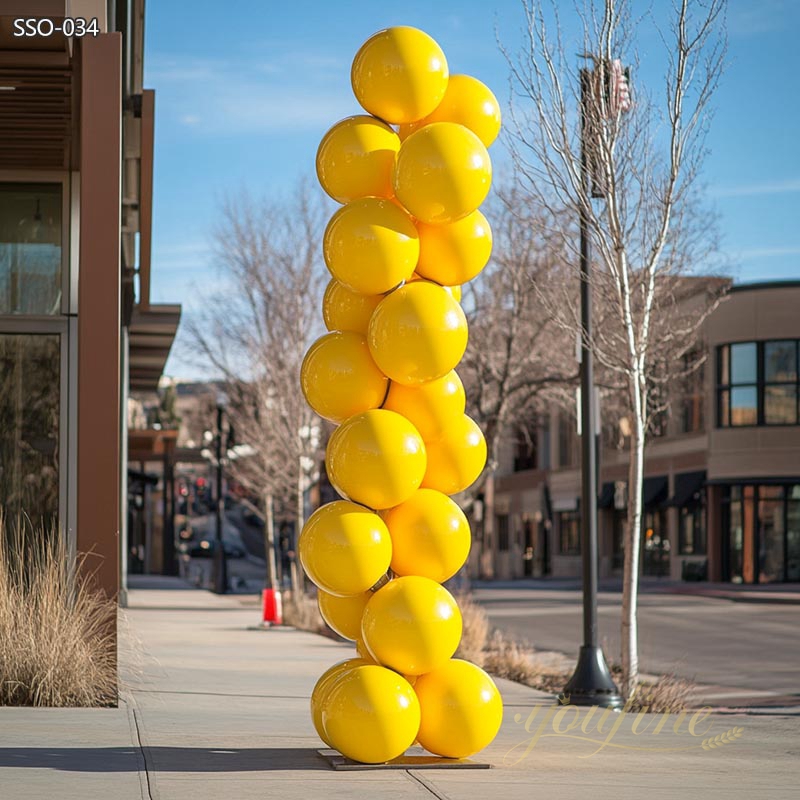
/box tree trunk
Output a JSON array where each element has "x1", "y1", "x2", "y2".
[
  {"x1": 621, "y1": 374, "x2": 645, "y2": 699},
  {"x1": 262, "y1": 491, "x2": 279, "y2": 592}
]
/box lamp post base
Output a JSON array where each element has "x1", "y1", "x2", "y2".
[{"x1": 558, "y1": 645, "x2": 624, "y2": 708}]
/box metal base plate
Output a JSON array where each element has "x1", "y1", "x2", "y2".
[{"x1": 317, "y1": 747, "x2": 491, "y2": 770}]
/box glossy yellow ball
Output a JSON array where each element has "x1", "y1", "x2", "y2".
[
  {"x1": 322, "y1": 664, "x2": 421, "y2": 763},
  {"x1": 414, "y1": 659, "x2": 503, "y2": 758},
  {"x1": 405, "y1": 272, "x2": 461, "y2": 303},
  {"x1": 416, "y1": 209, "x2": 492, "y2": 286},
  {"x1": 300, "y1": 331, "x2": 388, "y2": 423},
  {"x1": 318, "y1": 589, "x2": 372, "y2": 641},
  {"x1": 399, "y1": 74, "x2": 502, "y2": 148},
  {"x1": 325, "y1": 410, "x2": 427, "y2": 510},
  {"x1": 368, "y1": 282, "x2": 468, "y2": 386},
  {"x1": 361, "y1": 576, "x2": 462, "y2": 675},
  {"x1": 383, "y1": 369, "x2": 465, "y2": 441},
  {"x1": 323, "y1": 197, "x2": 419, "y2": 295},
  {"x1": 393, "y1": 122, "x2": 492, "y2": 225},
  {"x1": 316, "y1": 115, "x2": 401, "y2": 204},
  {"x1": 421, "y1": 414, "x2": 487, "y2": 495},
  {"x1": 322, "y1": 278, "x2": 383, "y2": 336},
  {"x1": 311, "y1": 658, "x2": 369, "y2": 746},
  {"x1": 383, "y1": 488, "x2": 470, "y2": 583},
  {"x1": 351, "y1": 26, "x2": 449, "y2": 124},
  {"x1": 447, "y1": 284, "x2": 462, "y2": 303},
  {"x1": 298, "y1": 501, "x2": 391, "y2": 596}
]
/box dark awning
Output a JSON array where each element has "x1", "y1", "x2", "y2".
[
  {"x1": 643, "y1": 476, "x2": 669, "y2": 507},
  {"x1": 667, "y1": 471, "x2": 706, "y2": 507},
  {"x1": 598, "y1": 482, "x2": 615, "y2": 509}
]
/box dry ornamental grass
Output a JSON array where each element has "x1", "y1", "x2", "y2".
[{"x1": 0, "y1": 519, "x2": 117, "y2": 707}]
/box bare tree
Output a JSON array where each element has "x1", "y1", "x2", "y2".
[
  {"x1": 502, "y1": 0, "x2": 727, "y2": 696},
  {"x1": 461, "y1": 182, "x2": 576, "y2": 576},
  {"x1": 186, "y1": 182, "x2": 328, "y2": 594}
]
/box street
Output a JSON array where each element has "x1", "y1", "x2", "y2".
[{"x1": 473, "y1": 584, "x2": 800, "y2": 700}]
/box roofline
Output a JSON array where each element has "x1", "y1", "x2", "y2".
[{"x1": 731, "y1": 280, "x2": 800, "y2": 293}]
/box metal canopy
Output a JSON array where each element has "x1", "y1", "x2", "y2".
[{"x1": 129, "y1": 303, "x2": 181, "y2": 392}]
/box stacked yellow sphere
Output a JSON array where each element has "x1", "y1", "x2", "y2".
[{"x1": 299, "y1": 25, "x2": 503, "y2": 765}]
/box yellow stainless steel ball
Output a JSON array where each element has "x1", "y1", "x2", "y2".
[
  {"x1": 414, "y1": 659, "x2": 503, "y2": 758},
  {"x1": 323, "y1": 197, "x2": 419, "y2": 295},
  {"x1": 368, "y1": 282, "x2": 468, "y2": 386},
  {"x1": 416, "y1": 209, "x2": 492, "y2": 286},
  {"x1": 447, "y1": 284, "x2": 462, "y2": 303},
  {"x1": 361, "y1": 575, "x2": 462, "y2": 675},
  {"x1": 382, "y1": 369, "x2": 465, "y2": 441},
  {"x1": 325, "y1": 409, "x2": 427, "y2": 510},
  {"x1": 311, "y1": 658, "x2": 369, "y2": 745},
  {"x1": 421, "y1": 414, "x2": 487, "y2": 495},
  {"x1": 383, "y1": 488, "x2": 470, "y2": 583},
  {"x1": 316, "y1": 115, "x2": 401, "y2": 204},
  {"x1": 351, "y1": 26, "x2": 449, "y2": 125},
  {"x1": 300, "y1": 331, "x2": 388, "y2": 423},
  {"x1": 355, "y1": 637, "x2": 379, "y2": 664},
  {"x1": 405, "y1": 272, "x2": 461, "y2": 303},
  {"x1": 322, "y1": 278, "x2": 383, "y2": 335},
  {"x1": 399, "y1": 74, "x2": 502, "y2": 147},
  {"x1": 393, "y1": 122, "x2": 492, "y2": 225},
  {"x1": 298, "y1": 501, "x2": 391, "y2": 596},
  {"x1": 322, "y1": 664, "x2": 421, "y2": 763},
  {"x1": 318, "y1": 589, "x2": 372, "y2": 641}
]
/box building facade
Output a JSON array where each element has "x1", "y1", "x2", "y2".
[
  {"x1": 476, "y1": 282, "x2": 800, "y2": 585},
  {"x1": 0, "y1": 0, "x2": 179, "y2": 681}
]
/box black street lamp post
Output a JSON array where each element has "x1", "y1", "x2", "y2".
[
  {"x1": 212, "y1": 400, "x2": 228, "y2": 595},
  {"x1": 558, "y1": 65, "x2": 623, "y2": 709}
]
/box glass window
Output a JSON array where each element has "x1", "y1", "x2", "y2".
[
  {"x1": 718, "y1": 341, "x2": 800, "y2": 427},
  {"x1": 758, "y1": 491, "x2": 785, "y2": 584},
  {"x1": 730, "y1": 386, "x2": 758, "y2": 425},
  {"x1": 558, "y1": 510, "x2": 580, "y2": 555},
  {"x1": 764, "y1": 341, "x2": 797, "y2": 383},
  {"x1": 679, "y1": 504, "x2": 706, "y2": 555},
  {"x1": 0, "y1": 184, "x2": 63, "y2": 315},
  {"x1": 0, "y1": 334, "x2": 60, "y2": 530},
  {"x1": 496, "y1": 514, "x2": 510, "y2": 552},
  {"x1": 765, "y1": 386, "x2": 798, "y2": 425}
]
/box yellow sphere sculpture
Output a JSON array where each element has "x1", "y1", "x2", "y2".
[
  {"x1": 300, "y1": 331, "x2": 388, "y2": 423},
  {"x1": 351, "y1": 26, "x2": 449, "y2": 124},
  {"x1": 383, "y1": 488, "x2": 471, "y2": 583},
  {"x1": 311, "y1": 658, "x2": 369, "y2": 746},
  {"x1": 368, "y1": 281, "x2": 468, "y2": 386},
  {"x1": 382, "y1": 369, "x2": 465, "y2": 441},
  {"x1": 317, "y1": 588, "x2": 372, "y2": 641},
  {"x1": 323, "y1": 197, "x2": 419, "y2": 295},
  {"x1": 416, "y1": 209, "x2": 492, "y2": 286},
  {"x1": 298, "y1": 501, "x2": 391, "y2": 596},
  {"x1": 421, "y1": 414, "x2": 487, "y2": 495},
  {"x1": 399, "y1": 74, "x2": 502, "y2": 147},
  {"x1": 322, "y1": 278, "x2": 383, "y2": 336},
  {"x1": 393, "y1": 122, "x2": 492, "y2": 225},
  {"x1": 322, "y1": 664, "x2": 421, "y2": 763},
  {"x1": 361, "y1": 576, "x2": 462, "y2": 675},
  {"x1": 325, "y1": 409, "x2": 427, "y2": 510},
  {"x1": 316, "y1": 115, "x2": 401, "y2": 204},
  {"x1": 414, "y1": 659, "x2": 503, "y2": 758}
]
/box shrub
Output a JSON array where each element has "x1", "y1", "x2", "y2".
[{"x1": 0, "y1": 518, "x2": 116, "y2": 707}]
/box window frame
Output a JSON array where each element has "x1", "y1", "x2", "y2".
[{"x1": 717, "y1": 340, "x2": 800, "y2": 428}]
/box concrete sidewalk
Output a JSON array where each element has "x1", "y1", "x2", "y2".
[{"x1": 0, "y1": 579, "x2": 797, "y2": 800}]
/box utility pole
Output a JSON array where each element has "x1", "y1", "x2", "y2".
[{"x1": 558, "y1": 64, "x2": 623, "y2": 710}]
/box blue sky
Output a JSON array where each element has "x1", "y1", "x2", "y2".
[{"x1": 143, "y1": 0, "x2": 800, "y2": 378}]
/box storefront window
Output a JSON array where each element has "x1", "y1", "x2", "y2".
[
  {"x1": 0, "y1": 334, "x2": 60, "y2": 529},
  {"x1": 558, "y1": 510, "x2": 580, "y2": 555},
  {"x1": 0, "y1": 184, "x2": 62, "y2": 315},
  {"x1": 679, "y1": 504, "x2": 706, "y2": 555}
]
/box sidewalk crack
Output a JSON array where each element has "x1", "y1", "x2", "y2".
[
  {"x1": 123, "y1": 694, "x2": 155, "y2": 800},
  {"x1": 405, "y1": 770, "x2": 453, "y2": 800}
]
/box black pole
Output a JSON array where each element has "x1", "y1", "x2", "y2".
[
  {"x1": 559, "y1": 67, "x2": 622, "y2": 709},
  {"x1": 212, "y1": 403, "x2": 228, "y2": 594}
]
